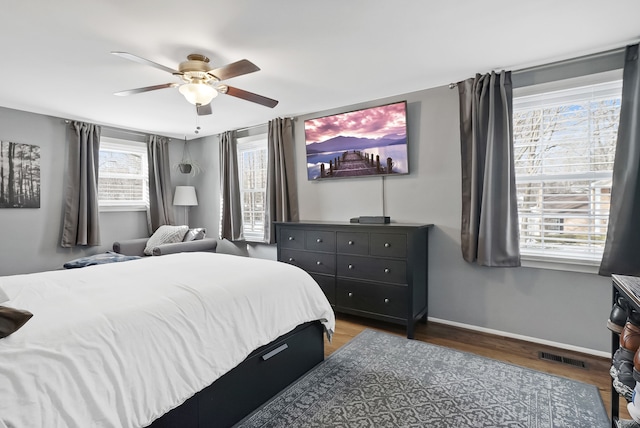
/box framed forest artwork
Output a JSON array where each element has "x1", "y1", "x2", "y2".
[{"x1": 0, "y1": 141, "x2": 41, "y2": 208}]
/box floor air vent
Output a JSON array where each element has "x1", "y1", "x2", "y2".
[{"x1": 538, "y1": 351, "x2": 587, "y2": 369}]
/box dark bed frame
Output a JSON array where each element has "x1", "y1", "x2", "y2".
[{"x1": 149, "y1": 321, "x2": 325, "y2": 428}]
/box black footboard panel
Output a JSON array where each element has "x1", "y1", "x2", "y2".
[{"x1": 150, "y1": 321, "x2": 325, "y2": 428}]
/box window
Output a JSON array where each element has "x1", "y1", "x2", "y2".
[
  {"x1": 237, "y1": 134, "x2": 268, "y2": 241},
  {"x1": 513, "y1": 77, "x2": 622, "y2": 264},
  {"x1": 98, "y1": 137, "x2": 149, "y2": 211}
]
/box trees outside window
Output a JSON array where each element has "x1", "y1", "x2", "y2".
[{"x1": 513, "y1": 79, "x2": 621, "y2": 262}]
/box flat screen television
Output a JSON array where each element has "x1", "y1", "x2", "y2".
[{"x1": 304, "y1": 101, "x2": 408, "y2": 180}]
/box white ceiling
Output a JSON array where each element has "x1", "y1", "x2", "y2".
[{"x1": 1, "y1": 0, "x2": 639, "y2": 139}]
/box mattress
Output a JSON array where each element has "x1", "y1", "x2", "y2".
[{"x1": 0, "y1": 252, "x2": 335, "y2": 428}]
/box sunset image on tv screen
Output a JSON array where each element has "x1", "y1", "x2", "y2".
[{"x1": 304, "y1": 101, "x2": 408, "y2": 180}]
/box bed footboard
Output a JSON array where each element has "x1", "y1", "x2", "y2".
[{"x1": 149, "y1": 321, "x2": 325, "y2": 428}]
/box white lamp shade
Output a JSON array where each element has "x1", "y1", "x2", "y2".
[
  {"x1": 173, "y1": 186, "x2": 198, "y2": 206},
  {"x1": 178, "y1": 83, "x2": 218, "y2": 105}
]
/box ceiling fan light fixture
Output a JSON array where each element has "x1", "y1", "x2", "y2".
[{"x1": 178, "y1": 83, "x2": 218, "y2": 106}]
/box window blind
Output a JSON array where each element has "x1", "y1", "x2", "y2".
[
  {"x1": 98, "y1": 138, "x2": 149, "y2": 209},
  {"x1": 513, "y1": 80, "x2": 621, "y2": 261},
  {"x1": 237, "y1": 135, "x2": 268, "y2": 241}
]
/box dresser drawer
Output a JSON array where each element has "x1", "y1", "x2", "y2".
[
  {"x1": 280, "y1": 249, "x2": 335, "y2": 275},
  {"x1": 337, "y1": 255, "x2": 407, "y2": 285},
  {"x1": 336, "y1": 232, "x2": 369, "y2": 255},
  {"x1": 279, "y1": 228, "x2": 305, "y2": 250},
  {"x1": 311, "y1": 274, "x2": 335, "y2": 305},
  {"x1": 305, "y1": 230, "x2": 335, "y2": 252},
  {"x1": 337, "y1": 279, "x2": 407, "y2": 319},
  {"x1": 370, "y1": 233, "x2": 407, "y2": 258}
]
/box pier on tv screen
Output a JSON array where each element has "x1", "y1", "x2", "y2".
[{"x1": 304, "y1": 101, "x2": 408, "y2": 181}]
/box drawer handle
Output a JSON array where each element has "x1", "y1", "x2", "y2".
[
  {"x1": 348, "y1": 292, "x2": 353, "y2": 297},
  {"x1": 261, "y1": 343, "x2": 289, "y2": 361},
  {"x1": 348, "y1": 264, "x2": 354, "y2": 270},
  {"x1": 348, "y1": 240, "x2": 354, "y2": 245},
  {"x1": 384, "y1": 268, "x2": 390, "y2": 274},
  {"x1": 316, "y1": 238, "x2": 323, "y2": 243},
  {"x1": 288, "y1": 257, "x2": 295, "y2": 262},
  {"x1": 384, "y1": 243, "x2": 391, "y2": 248},
  {"x1": 288, "y1": 236, "x2": 294, "y2": 241},
  {"x1": 384, "y1": 298, "x2": 390, "y2": 304},
  {"x1": 316, "y1": 261, "x2": 322, "y2": 265}
]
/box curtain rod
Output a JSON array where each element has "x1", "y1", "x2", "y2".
[
  {"x1": 63, "y1": 119, "x2": 155, "y2": 139},
  {"x1": 234, "y1": 116, "x2": 296, "y2": 133},
  {"x1": 513, "y1": 46, "x2": 625, "y2": 75},
  {"x1": 65, "y1": 115, "x2": 297, "y2": 139},
  {"x1": 448, "y1": 45, "x2": 627, "y2": 89},
  {"x1": 235, "y1": 123, "x2": 267, "y2": 133}
]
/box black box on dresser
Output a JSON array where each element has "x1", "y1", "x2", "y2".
[{"x1": 275, "y1": 221, "x2": 432, "y2": 339}]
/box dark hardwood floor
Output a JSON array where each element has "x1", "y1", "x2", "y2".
[{"x1": 325, "y1": 313, "x2": 628, "y2": 422}]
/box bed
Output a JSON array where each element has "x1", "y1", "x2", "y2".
[{"x1": 0, "y1": 252, "x2": 335, "y2": 428}]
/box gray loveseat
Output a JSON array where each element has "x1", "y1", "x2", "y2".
[{"x1": 113, "y1": 237, "x2": 217, "y2": 257}]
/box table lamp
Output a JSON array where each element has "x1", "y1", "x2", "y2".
[{"x1": 173, "y1": 186, "x2": 198, "y2": 226}]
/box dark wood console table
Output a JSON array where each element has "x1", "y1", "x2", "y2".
[
  {"x1": 611, "y1": 274, "x2": 640, "y2": 427},
  {"x1": 275, "y1": 221, "x2": 432, "y2": 339}
]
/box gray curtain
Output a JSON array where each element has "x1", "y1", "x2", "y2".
[
  {"x1": 60, "y1": 121, "x2": 101, "y2": 247},
  {"x1": 147, "y1": 135, "x2": 174, "y2": 232},
  {"x1": 264, "y1": 118, "x2": 299, "y2": 244},
  {"x1": 599, "y1": 43, "x2": 640, "y2": 277},
  {"x1": 457, "y1": 71, "x2": 521, "y2": 267},
  {"x1": 219, "y1": 130, "x2": 243, "y2": 241}
]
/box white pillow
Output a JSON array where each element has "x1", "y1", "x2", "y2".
[
  {"x1": 183, "y1": 227, "x2": 206, "y2": 242},
  {"x1": 144, "y1": 225, "x2": 189, "y2": 255},
  {"x1": 0, "y1": 287, "x2": 8, "y2": 304}
]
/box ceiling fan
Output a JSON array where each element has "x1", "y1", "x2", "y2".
[{"x1": 111, "y1": 52, "x2": 279, "y2": 116}]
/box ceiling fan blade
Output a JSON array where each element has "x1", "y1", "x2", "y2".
[
  {"x1": 208, "y1": 59, "x2": 260, "y2": 81},
  {"x1": 223, "y1": 86, "x2": 279, "y2": 108},
  {"x1": 111, "y1": 51, "x2": 180, "y2": 75},
  {"x1": 196, "y1": 103, "x2": 212, "y2": 116},
  {"x1": 114, "y1": 83, "x2": 179, "y2": 96}
]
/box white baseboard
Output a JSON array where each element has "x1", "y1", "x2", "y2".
[{"x1": 428, "y1": 317, "x2": 610, "y2": 359}]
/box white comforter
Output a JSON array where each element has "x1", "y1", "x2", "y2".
[{"x1": 0, "y1": 252, "x2": 335, "y2": 428}]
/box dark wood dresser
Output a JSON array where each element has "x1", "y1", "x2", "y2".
[{"x1": 275, "y1": 221, "x2": 432, "y2": 338}]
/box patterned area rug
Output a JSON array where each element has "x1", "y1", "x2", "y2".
[{"x1": 236, "y1": 329, "x2": 609, "y2": 428}]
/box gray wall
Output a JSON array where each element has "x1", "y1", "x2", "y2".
[
  {"x1": 0, "y1": 82, "x2": 613, "y2": 354},
  {"x1": 294, "y1": 86, "x2": 610, "y2": 354},
  {"x1": 187, "y1": 128, "x2": 277, "y2": 259},
  {"x1": 0, "y1": 107, "x2": 179, "y2": 275},
  {"x1": 189, "y1": 85, "x2": 612, "y2": 354}
]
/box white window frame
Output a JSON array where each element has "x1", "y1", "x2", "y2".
[
  {"x1": 512, "y1": 71, "x2": 622, "y2": 273},
  {"x1": 98, "y1": 137, "x2": 149, "y2": 212},
  {"x1": 236, "y1": 133, "x2": 268, "y2": 242}
]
